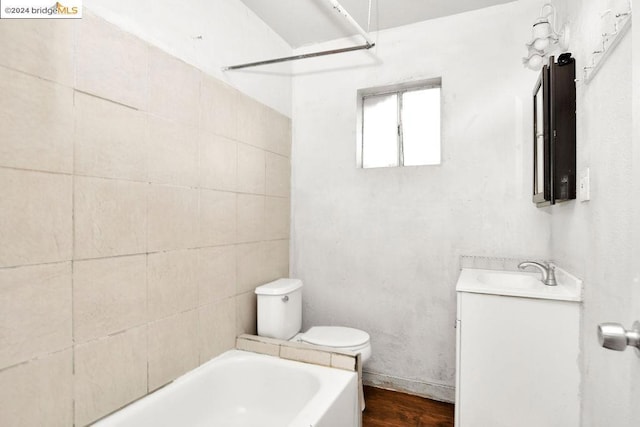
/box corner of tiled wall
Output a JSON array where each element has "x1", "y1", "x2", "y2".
[{"x1": 0, "y1": 10, "x2": 290, "y2": 426}]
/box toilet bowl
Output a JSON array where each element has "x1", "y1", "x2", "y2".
[
  {"x1": 254, "y1": 278, "x2": 372, "y2": 363},
  {"x1": 291, "y1": 327, "x2": 371, "y2": 364},
  {"x1": 255, "y1": 278, "x2": 372, "y2": 411}
]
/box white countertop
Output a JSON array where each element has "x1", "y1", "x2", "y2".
[{"x1": 456, "y1": 266, "x2": 583, "y2": 302}]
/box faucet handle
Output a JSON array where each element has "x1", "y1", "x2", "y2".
[{"x1": 545, "y1": 265, "x2": 558, "y2": 286}]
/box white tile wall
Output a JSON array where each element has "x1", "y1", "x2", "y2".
[
  {"x1": 147, "y1": 116, "x2": 199, "y2": 187},
  {"x1": 198, "y1": 297, "x2": 237, "y2": 363},
  {"x1": 200, "y1": 76, "x2": 238, "y2": 139},
  {"x1": 236, "y1": 242, "x2": 267, "y2": 294},
  {"x1": 73, "y1": 255, "x2": 147, "y2": 343},
  {"x1": 74, "y1": 92, "x2": 148, "y2": 181},
  {"x1": 236, "y1": 291, "x2": 258, "y2": 336},
  {"x1": 0, "y1": 168, "x2": 72, "y2": 267},
  {"x1": 199, "y1": 132, "x2": 237, "y2": 191},
  {"x1": 0, "y1": 12, "x2": 291, "y2": 426},
  {"x1": 264, "y1": 111, "x2": 292, "y2": 157},
  {"x1": 147, "y1": 184, "x2": 198, "y2": 252},
  {"x1": 74, "y1": 177, "x2": 147, "y2": 259},
  {"x1": 237, "y1": 143, "x2": 266, "y2": 194},
  {"x1": 0, "y1": 67, "x2": 73, "y2": 173},
  {"x1": 0, "y1": 349, "x2": 73, "y2": 427},
  {"x1": 237, "y1": 194, "x2": 265, "y2": 243},
  {"x1": 75, "y1": 13, "x2": 149, "y2": 109},
  {"x1": 199, "y1": 190, "x2": 237, "y2": 246},
  {"x1": 148, "y1": 310, "x2": 199, "y2": 391},
  {"x1": 266, "y1": 152, "x2": 291, "y2": 197},
  {"x1": 265, "y1": 197, "x2": 290, "y2": 240},
  {"x1": 147, "y1": 250, "x2": 199, "y2": 321},
  {"x1": 74, "y1": 327, "x2": 148, "y2": 426},
  {"x1": 198, "y1": 246, "x2": 237, "y2": 304},
  {"x1": 0, "y1": 263, "x2": 72, "y2": 368},
  {"x1": 264, "y1": 239, "x2": 290, "y2": 280},
  {"x1": 0, "y1": 19, "x2": 74, "y2": 86},
  {"x1": 237, "y1": 95, "x2": 269, "y2": 149},
  {"x1": 148, "y1": 47, "x2": 201, "y2": 127}
]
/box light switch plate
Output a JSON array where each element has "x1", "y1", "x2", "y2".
[{"x1": 579, "y1": 168, "x2": 590, "y2": 202}]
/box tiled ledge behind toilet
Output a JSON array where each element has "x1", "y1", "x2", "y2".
[
  {"x1": 236, "y1": 334, "x2": 360, "y2": 372},
  {"x1": 0, "y1": 12, "x2": 291, "y2": 427}
]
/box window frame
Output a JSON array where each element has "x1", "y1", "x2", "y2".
[{"x1": 356, "y1": 78, "x2": 442, "y2": 169}]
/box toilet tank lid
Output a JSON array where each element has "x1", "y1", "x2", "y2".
[{"x1": 255, "y1": 278, "x2": 303, "y2": 296}]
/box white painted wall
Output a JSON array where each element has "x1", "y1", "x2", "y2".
[
  {"x1": 550, "y1": 0, "x2": 636, "y2": 425},
  {"x1": 290, "y1": 0, "x2": 551, "y2": 401},
  {"x1": 81, "y1": 0, "x2": 640, "y2": 418},
  {"x1": 84, "y1": 0, "x2": 293, "y2": 116},
  {"x1": 631, "y1": 11, "x2": 640, "y2": 425}
]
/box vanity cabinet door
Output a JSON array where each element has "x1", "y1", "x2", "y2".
[{"x1": 455, "y1": 292, "x2": 580, "y2": 427}]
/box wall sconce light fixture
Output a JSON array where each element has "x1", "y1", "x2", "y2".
[{"x1": 522, "y1": 3, "x2": 570, "y2": 71}]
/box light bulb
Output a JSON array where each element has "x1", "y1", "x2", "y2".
[
  {"x1": 533, "y1": 37, "x2": 550, "y2": 51},
  {"x1": 526, "y1": 54, "x2": 544, "y2": 70}
]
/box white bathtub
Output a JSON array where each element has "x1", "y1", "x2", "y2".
[{"x1": 93, "y1": 350, "x2": 359, "y2": 427}]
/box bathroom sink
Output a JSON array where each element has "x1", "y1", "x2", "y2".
[
  {"x1": 476, "y1": 271, "x2": 541, "y2": 288},
  {"x1": 456, "y1": 267, "x2": 582, "y2": 302}
]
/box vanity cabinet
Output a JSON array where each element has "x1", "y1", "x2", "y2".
[{"x1": 455, "y1": 270, "x2": 581, "y2": 427}]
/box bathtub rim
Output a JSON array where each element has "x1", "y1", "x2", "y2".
[{"x1": 91, "y1": 348, "x2": 359, "y2": 427}]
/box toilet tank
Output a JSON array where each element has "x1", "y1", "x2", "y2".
[{"x1": 255, "y1": 278, "x2": 303, "y2": 340}]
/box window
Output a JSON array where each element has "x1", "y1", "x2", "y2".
[{"x1": 358, "y1": 80, "x2": 441, "y2": 168}]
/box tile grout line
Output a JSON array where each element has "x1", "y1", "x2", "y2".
[
  {"x1": 71, "y1": 84, "x2": 78, "y2": 427},
  {"x1": 145, "y1": 44, "x2": 152, "y2": 397}
]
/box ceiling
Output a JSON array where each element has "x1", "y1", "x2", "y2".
[{"x1": 238, "y1": 0, "x2": 516, "y2": 48}]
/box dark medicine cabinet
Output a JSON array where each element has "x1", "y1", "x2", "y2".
[{"x1": 532, "y1": 54, "x2": 576, "y2": 207}]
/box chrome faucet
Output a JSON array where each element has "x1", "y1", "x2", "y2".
[{"x1": 518, "y1": 261, "x2": 557, "y2": 286}]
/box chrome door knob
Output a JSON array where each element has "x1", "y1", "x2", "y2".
[{"x1": 597, "y1": 321, "x2": 640, "y2": 351}]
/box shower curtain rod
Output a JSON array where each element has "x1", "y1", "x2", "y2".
[
  {"x1": 222, "y1": 0, "x2": 374, "y2": 71},
  {"x1": 222, "y1": 42, "x2": 374, "y2": 71}
]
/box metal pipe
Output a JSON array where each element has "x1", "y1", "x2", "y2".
[
  {"x1": 324, "y1": 0, "x2": 375, "y2": 46},
  {"x1": 223, "y1": 0, "x2": 374, "y2": 71},
  {"x1": 222, "y1": 42, "x2": 374, "y2": 71}
]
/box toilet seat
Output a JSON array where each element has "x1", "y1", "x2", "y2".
[
  {"x1": 301, "y1": 326, "x2": 369, "y2": 348},
  {"x1": 298, "y1": 326, "x2": 372, "y2": 363}
]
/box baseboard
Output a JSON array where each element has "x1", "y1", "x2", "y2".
[{"x1": 363, "y1": 371, "x2": 455, "y2": 403}]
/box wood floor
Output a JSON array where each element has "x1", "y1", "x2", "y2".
[{"x1": 362, "y1": 386, "x2": 455, "y2": 427}]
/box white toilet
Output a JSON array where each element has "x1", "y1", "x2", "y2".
[{"x1": 254, "y1": 278, "x2": 372, "y2": 364}]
